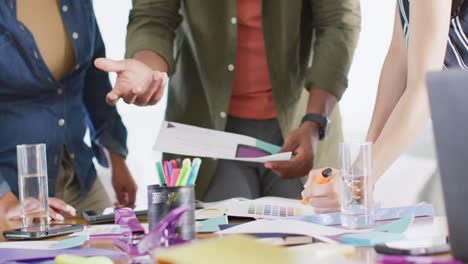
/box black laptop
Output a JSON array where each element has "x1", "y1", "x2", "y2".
[{"x1": 427, "y1": 69, "x2": 468, "y2": 261}]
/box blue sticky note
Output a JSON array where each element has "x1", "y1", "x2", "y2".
[
  {"x1": 373, "y1": 214, "x2": 414, "y2": 234},
  {"x1": 256, "y1": 140, "x2": 281, "y2": 154},
  {"x1": 288, "y1": 204, "x2": 433, "y2": 226},
  {"x1": 197, "y1": 216, "x2": 228, "y2": 233},
  {"x1": 340, "y1": 231, "x2": 405, "y2": 246},
  {"x1": 50, "y1": 235, "x2": 89, "y2": 250}
]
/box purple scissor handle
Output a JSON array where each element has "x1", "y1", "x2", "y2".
[{"x1": 137, "y1": 205, "x2": 190, "y2": 254}]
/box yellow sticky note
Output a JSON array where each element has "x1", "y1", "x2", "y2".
[
  {"x1": 153, "y1": 235, "x2": 292, "y2": 264},
  {"x1": 55, "y1": 254, "x2": 113, "y2": 264},
  {"x1": 287, "y1": 243, "x2": 355, "y2": 259}
]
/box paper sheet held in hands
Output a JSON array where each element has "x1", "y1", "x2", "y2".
[{"x1": 153, "y1": 121, "x2": 292, "y2": 162}]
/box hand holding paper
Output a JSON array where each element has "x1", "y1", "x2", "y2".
[{"x1": 265, "y1": 123, "x2": 318, "y2": 178}]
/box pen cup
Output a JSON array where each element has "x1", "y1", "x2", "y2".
[
  {"x1": 339, "y1": 141, "x2": 374, "y2": 229},
  {"x1": 147, "y1": 185, "x2": 195, "y2": 242},
  {"x1": 17, "y1": 144, "x2": 49, "y2": 229}
]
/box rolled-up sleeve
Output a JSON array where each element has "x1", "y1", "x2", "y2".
[
  {"x1": 305, "y1": 0, "x2": 361, "y2": 100},
  {"x1": 84, "y1": 19, "x2": 128, "y2": 167},
  {"x1": 125, "y1": 0, "x2": 183, "y2": 74},
  {"x1": 0, "y1": 174, "x2": 11, "y2": 198}
]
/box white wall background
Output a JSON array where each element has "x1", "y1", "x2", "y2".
[{"x1": 93, "y1": 1, "x2": 437, "y2": 208}]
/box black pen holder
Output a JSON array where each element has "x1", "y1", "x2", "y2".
[{"x1": 147, "y1": 185, "x2": 196, "y2": 241}]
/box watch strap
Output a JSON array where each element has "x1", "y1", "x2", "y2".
[{"x1": 301, "y1": 113, "x2": 328, "y2": 140}]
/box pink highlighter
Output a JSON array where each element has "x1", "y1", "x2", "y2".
[{"x1": 170, "y1": 168, "x2": 181, "y2": 187}]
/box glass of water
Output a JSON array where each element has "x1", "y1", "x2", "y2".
[
  {"x1": 17, "y1": 144, "x2": 49, "y2": 229},
  {"x1": 339, "y1": 141, "x2": 374, "y2": 229}
]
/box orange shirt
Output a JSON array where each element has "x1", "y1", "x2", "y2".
[{"x1": 228, "y1": 0, "x2": 277, "y2": 119}]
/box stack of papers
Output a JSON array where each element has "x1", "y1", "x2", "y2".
[
  {"x1": 217, "y1": 219, "x2": 364, "y2": 243},
  {"x1": 196, "y1": 196, "x2": 315, "y2": 220}
]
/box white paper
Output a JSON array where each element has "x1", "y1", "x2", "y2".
[
  {"x1": 153, "y1": 121, "x2": 292, "y2": 162},
  {"x1": 69, "y1": 224, "x2": 122, "y2": 237},
  {"x1": 200, "y1": 196, "x2": 316, "y2": 220},
  {"x1": 217, "y1": 219, "x2": 368, "y2": 243}
]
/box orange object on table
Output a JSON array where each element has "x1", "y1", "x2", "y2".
[{"x1": 301, "y1": 168, "x2": 334, "y2": 205}]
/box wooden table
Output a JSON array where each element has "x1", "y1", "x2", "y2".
[{"x1": 0, "y1": 216, "x2": 449, "y2": 264}]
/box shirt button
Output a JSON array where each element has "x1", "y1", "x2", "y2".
[
  {"x1": 231, "y1": 17, "x2": 237, "y2": 25},
  {"x1": 227, "y1": 64, "x2": 235, "y2": 71},
  {"x1": 72, "y1": 32, "x2": 79, "y2": 39},
  {"x1": 69, "y1": 153, "x2": 75, "y2": 159},
  {"x1": 62, "y1": 5, "x2": 69, "y2": 12},
  {"x1": 58, "y1": 119, "x2": 65, "y2": 126},
  {"x1": 47, "y1": 77, "x2": 53, "y2": 83},
  {"x1": 219, "y1": 112, "x2": 227, "y2": 119},
  {"x1": 74, "y1": 64, "x2": 80, "y2": 70},
  {"x1": 57, "y1": 88, "x2": 63, "y2": 95}
]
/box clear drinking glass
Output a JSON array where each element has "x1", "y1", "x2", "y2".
[
  {"x1": 339, "y1": 141, "x2": 374, "y2": 229},
  {"x1": 17, "y1": 144, "x2": 49, "y2": 228}
]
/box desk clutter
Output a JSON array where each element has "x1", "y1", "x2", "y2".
[{"x1": 0, "y1": 156, "x2": 459, "y2": 264}]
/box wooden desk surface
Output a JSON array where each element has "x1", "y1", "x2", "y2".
[{"x1": 0, "y1": 216, "x2": 449, "y2": 264}]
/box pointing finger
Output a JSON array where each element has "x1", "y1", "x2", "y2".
[{"x1": 94, "y1": 58, "x2": 126, "y2": 73}]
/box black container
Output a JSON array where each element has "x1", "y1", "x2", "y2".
[{"x1": 147, "y1": 185, "x2": 195, "y2": 241}]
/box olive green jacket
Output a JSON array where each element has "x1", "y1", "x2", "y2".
[{"x1": 126, "y1": 0, "x2": 361, "y2": 199}]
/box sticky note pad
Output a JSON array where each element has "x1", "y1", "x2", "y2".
[
  {"x1": 373, "y1": 214, "x2": 414, "y2": 234},
  {"x1": 50, "y1": 235, "x2": 89, "y2": 250},
  {"x1": 197, "y1": 215, "x2": 228, "y2": 233},
  {"x1": 340, "y1": 231, "x2": 405, "y2": 246},
  {"x1": 55, "y1": 254, "x2": 113, "y2": 264},
  {"x1": 154, "y1": 235, "x2": 292, "y2": 264},
  {"x1": 287, "y1": 243, "x2": 355, "y2": 259}
]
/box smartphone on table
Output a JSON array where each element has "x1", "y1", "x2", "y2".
[
  {"x1": 375, "y1": 238, "x2": 450, "y2": 256},
  {"x1": 3, "y1": 224, "x2": 83, "y2": 240},
  {"x1": 82, "y1": 207, "x2": 147, "y2": 224}
]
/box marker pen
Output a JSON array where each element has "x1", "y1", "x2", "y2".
[{"x1": 301, "y1": 168, "x2": 334, "y2": 205}]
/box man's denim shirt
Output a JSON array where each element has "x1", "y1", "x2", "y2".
[{"x1": 0, "y1": 0, "x2": 128, "y2": 198}]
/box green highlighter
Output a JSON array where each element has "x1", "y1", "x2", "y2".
[
  {"x1": 176, "y1": 158, "x2": 192, "y2": 186},
  {"x1": 156, "y1": 161, "x2": 166, "y2": 186},
  {"x1": 187, "y1": 158, "x2": 202, "y2": 185}
]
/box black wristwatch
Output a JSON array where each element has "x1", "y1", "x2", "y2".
[{"x1": 301, "y1": 113, "x2": 330, "y2": 140}]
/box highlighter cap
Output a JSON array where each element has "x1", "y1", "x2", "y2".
[{"x1": 322, "y1": 168, "x2": 333, "y2": 178}]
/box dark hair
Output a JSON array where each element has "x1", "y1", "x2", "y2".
[{"x1": 452, "y1": 0, "x2": 465, "y2": 17}]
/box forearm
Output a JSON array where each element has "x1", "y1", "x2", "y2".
[
  {"x1": 133, "y1": 50, "x2": 169, "y2": 72},
  {"x1": 366, "y1": 7, "x2": 407, "y2": 142},
  {"x1": 108, "y1": 150, "x2": 126, "y2": 166},
  {"x1": 302, "y1": 88, "x2": 337, "y2": 148},
  {"x1": 306, "y1": 88, "x2": 337, "y2": 117},
  {"x1": 366, "y1": 50, "x2": 407, "y2": 142},
  {"x1": 372, "y1": 86, "x2": 430, "y2": 182},
  {"x1": 371, "y1": 0, "x2": 450, "y2": 182}
]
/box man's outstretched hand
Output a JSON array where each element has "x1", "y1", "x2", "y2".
[{"x1": 95, "y1": 58, "x2": 168, "y2": 106}]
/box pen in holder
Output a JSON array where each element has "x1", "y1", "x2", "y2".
[{"x1": 147, "y1": 185, "x2": 195, "y2": 243}]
